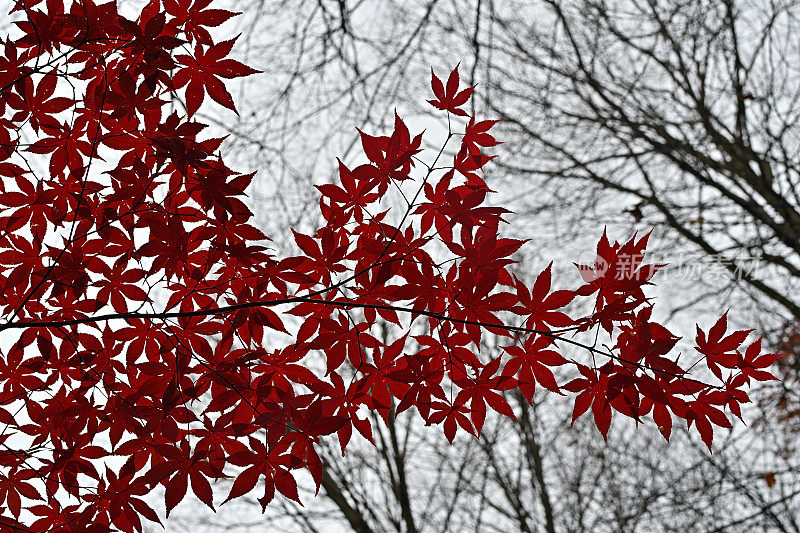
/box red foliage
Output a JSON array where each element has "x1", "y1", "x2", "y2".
[{"x1": 0, "y1": 1, "x2": 781, "y2": 530}]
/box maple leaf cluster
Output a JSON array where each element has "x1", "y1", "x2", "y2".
[{"x1": 0, "y1": 1, "x2": 782, "y2": 531}]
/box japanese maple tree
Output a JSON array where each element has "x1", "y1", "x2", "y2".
[{"x1": 0, "y1": 0, "x2": 781, "y2": 530}]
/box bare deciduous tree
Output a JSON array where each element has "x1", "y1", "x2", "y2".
[{"x1": 479, "y1": 0, "x2": 800, "y2": 327}]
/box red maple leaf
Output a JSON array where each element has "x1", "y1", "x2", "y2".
[
  {"x1": 428, "y1": 63, "x2": 475, "y2": 116},
  {"x1": 175, "y1": 38, "x2": 260, "y2": 116}
]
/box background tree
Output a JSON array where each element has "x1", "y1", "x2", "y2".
[
  {"x1": 474, "y1": 0, "x2": 800, "y2": 464},
  {"x1": 483, "y1": 0, "x2": 800, "y2": 321}
]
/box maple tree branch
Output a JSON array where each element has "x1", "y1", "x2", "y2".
[{"x1": 0, "y1": 295, "x2": 718, "y2": 388}]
